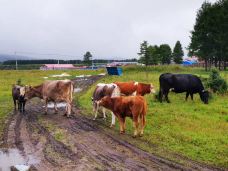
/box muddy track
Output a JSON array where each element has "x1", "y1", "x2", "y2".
[{"x1": 1, "y1": 75, "x2": 225, "y2": 171}]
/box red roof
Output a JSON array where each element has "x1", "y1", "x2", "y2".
[{"x1": 42, "y1": 64, "x2": 75, "y2": 68}]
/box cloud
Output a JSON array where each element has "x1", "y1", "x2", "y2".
[{"x1": 0, "y1": 0, "x2": 217, "y2": 59}]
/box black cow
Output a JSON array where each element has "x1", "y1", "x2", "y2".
[
  {"x1": 159, "y1": 73, "x2": 209, "y2": 104},
  {"x1": 12, "y1": 85, "x2": 26, "y2": 112}
]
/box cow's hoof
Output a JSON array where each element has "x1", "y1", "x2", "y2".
[
  {"x1": 132, "y1": 135, "x2": 137, "y2": 138},
  {"x1": 110, "y1": 124, "x2": 114, "y2": 128},
  {"x1": 139, "y1": 134, "x2": 143, "y2": 137},
  {"x1": 93, "y1": 118, "x2": 96, "y2": 121},
  {"x1": 103, "y1": 117, "x2": 107, "y2": 120},
  {"x1": 120, "y1": 131, "x2": 124, "y2": 134}
]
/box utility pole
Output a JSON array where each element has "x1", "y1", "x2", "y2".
[{"x1": 15, "y1": 51, "x2": 18, "y2": 70}]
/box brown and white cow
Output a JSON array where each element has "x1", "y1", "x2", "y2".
[
  {"x1": 114, "y1": 81, "x2": 155, "y2": 96},
  {"x1": 97, "y1": 96, "x2": 147, "y2": 137},
  {"x1": 92, "y1": 83, "x2": 120, "y2": 126},
  {"x1": 25, "y1": 80, "x2": 74, "y2": 117}
]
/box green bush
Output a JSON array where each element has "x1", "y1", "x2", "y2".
[{"x1": 207, "y1": 69, "x2": 227, "y2": 94}]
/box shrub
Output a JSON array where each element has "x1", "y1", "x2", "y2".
[{"x1": 207, "y1": 69, "x2": 227, "y2": 94}]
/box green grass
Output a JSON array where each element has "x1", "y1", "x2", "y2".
[{"x1": 78, "y1": 66, "x2": 228, "y2": 168}]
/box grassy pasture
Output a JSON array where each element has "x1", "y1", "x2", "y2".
[
  {"x1": 78, "y1": 66, "x2": 228, "y2": 168},
  {"x1": 0, "y1": 66, "x2": 227, "y2": 168}
]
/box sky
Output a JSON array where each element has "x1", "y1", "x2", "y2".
[{"x1": 0, "y1": 0, "x2": 217, "y2": 60}]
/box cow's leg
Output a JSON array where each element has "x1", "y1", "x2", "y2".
[
  {"x1": 66, "y1": 102, "x2": 71, "y2": 117},
  {"x1": 190, "y1": 93, "x2": 194, "y2": 100},
  {"x1": 110, "y1": 112, "x2": 116, "y2": 128},
  {"x1": 13, "y1": 99, "x2": 16, "y2": 110},
  {"x1": 93, "y1": 104, "x2": 99, "y2": 120},
  {"x1": 117, "y1": 115, "x2": 124, "y2": 134},
  {"x1": 123, "y1": 117, "x2": 126, "y2": 133},
  {"x1": 18, "y1": 101, "x2": 22, "y2": 111},
  {"x1": 165, "y1": 92, "x2": 170, "y2": 103},
  {"x1": 139, "y1": 114, "x2": 146, "y2": 136},
  {"x1": 22, "y1": 101, "x2": 25, "y2": 112},
  {"x1": 102, "y1": 107, "x2": 106, "y2": 119},
  {"x1": 45, "y1": 100, "x2": 48, "y2": 114},
  {"x1": 185, "y1": 92, "x2": 189, "y2": 101},
  {"x1": 159, "y1": 90, "x2": 163, "y2": 102},
  {"x1": 54, "y1": 102, "x2": 58, "y2": 114},
  {"x1": 133, "y1": 116, "x2": 139, "y2": 138}
]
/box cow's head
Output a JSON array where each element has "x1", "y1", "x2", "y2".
[
  {"x1": 19, "y1": 86, "x2": 26, "y2": 102},
  {"x1": 150, "y1": 84, "x2": 156, "y2": 94},
  {"x1": 200, "y1": 90, "x2": 209, "y2": 104},
  {"x1": 96, "y1": 96, "x2": 112, "y2": 109},
  {"x1": 24, "y1": 86, "x2": 40, "y2": 100}
]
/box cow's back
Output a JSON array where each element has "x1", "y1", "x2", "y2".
[
  {"x1": 113, "y1": 96, "x2": 146, "y2": 116},
  {"x1": 114, "y1": 81, "x2": 137, "y2": 95},
  {"x1": 42, "y1": 80, "x2": 73, "y2": 101}
]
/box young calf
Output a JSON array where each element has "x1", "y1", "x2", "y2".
[
  {"x1": 12, "y1": 85, "x2": 26, "y2": 112},
  {"x1": 97, "y1": 96, "x2": 147, "y2": 137},
  {"x1": 92, "y1": 83, "x2": 120, "y2": 127}
]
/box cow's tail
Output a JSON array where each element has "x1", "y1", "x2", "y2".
[
  {"x1": 70, "y1": 81, "x2": 74, "y2": 102},
  {"x1": 141, "y1": 100, "x2": 147, "y2": 127}
]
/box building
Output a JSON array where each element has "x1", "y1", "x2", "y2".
[
  {"x1": 40, "y1": 64, "x2": 76, "y2": 70},
  {"x1": 107, "y1": 61, "x2": 139, "y2": 67}
]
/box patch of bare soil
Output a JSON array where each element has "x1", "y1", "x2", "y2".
[{"x1": 1, "y1": 75, "x2": 225, "y2": 171}]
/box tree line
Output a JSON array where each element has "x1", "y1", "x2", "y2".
[
  {"x1": 188, "y1": 0, "x2": 228, "y2": 71},
  {"x1": 2, "y1": 58, "x2": 137, "y2": 65},
  {"x1": 138, "y1": 40, "x2": 184, "y2": 66}
]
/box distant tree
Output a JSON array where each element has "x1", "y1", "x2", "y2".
[
  {"x1": 138, "y1": 41, "x2": 149, "y2": 66},
  {"x1": 173, "y1": 41, "x2": 184, "y2": 64},
  {"x1": 159, "y1": 44, "x2": 172, "y2": 64},
  {"x1": 83, "y1": 51, "x2": 92, "y2": 65},
  {"x1": 147, "y1": 45, "x2": 160, "y2": 65}
]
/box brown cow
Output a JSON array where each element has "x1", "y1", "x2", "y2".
[
  {"x1": 114, "y1": 81, "x2": 155, "y2": 96},
  {"x1": 97, "y1": 96, "x2": 147, "y2": 137},
  {"x1": 25, "y1": 80, "x2": 74, "y2": 117}
]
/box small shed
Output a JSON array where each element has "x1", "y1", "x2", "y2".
[{"x1": 106, "y1": 67, "x2": 123, "y2": 76}]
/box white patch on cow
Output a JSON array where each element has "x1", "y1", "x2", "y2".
[
  {"x1": 97, "y1": 83, "x2": 106, "y2": 87},
  {"x1": 131, "y1": 91, "x2": 137, "y2": 96},
  {"x1": 20, "y1": 87, "x2": 25, "y2": 96},
  {"x1": 170, "y1": 88, "x2": 175, "y2": 91},
  {"x1": 134, "y1": 82, "x2": 139, "y2": 86},
  {"x1": 150, "y1": 84, "x2": 156, "y2": 94},
  {"x1": 111, "y1": 85, "x2": 121, "y2": 97}
]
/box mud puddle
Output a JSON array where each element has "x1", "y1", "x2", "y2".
[
  {"x1": 0, "y1": 148, "x2": 37, "y2": 171},
  {"x1": 45, "y1": 102, "x2": 67, "y2": 108}
]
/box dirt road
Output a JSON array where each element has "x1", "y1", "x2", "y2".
[{"x1": 0, "y1": 76, "x2": 223, "y2": 171}]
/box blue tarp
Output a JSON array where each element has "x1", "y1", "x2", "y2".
[
  {"x1": 106, "y1": 67, "x2": 123, "y2": 76},
  {"x1": 182, "y1": 61, "x2": 197, "y2": 66}
]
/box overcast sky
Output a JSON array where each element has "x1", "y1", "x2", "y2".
[{"x1": 0, "y1": 0, "x2": 217, "y2": 60}]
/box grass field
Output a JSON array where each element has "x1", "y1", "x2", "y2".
[
  {"x1": 0, "y1": 66, "x2": 227, "y2": 168},
  {"x1": 78, "y1": 66, "x2": 228, "y2": 168}
]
